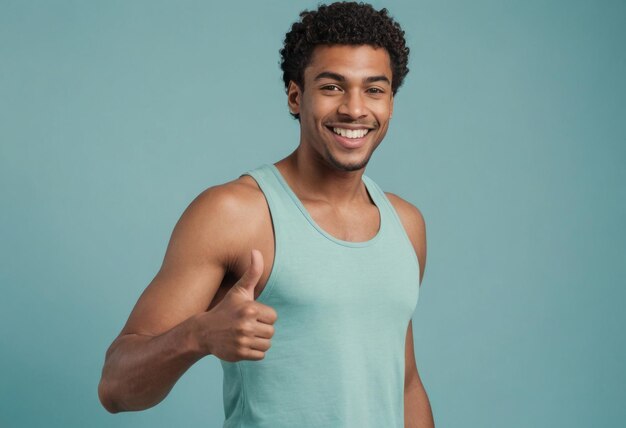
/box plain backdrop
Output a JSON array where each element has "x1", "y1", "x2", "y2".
[{"x1": 1, "y1": 0, "x2": 625, "y2": 427}]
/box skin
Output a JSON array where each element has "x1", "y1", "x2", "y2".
[{"x1": 98, "y1": 44, "x2": 433, "y2": 427}]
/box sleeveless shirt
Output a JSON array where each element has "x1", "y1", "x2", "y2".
[{"x1": 220, "y1": 163, "x2": 420, "y2": 428}]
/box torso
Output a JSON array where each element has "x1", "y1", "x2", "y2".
[{"x1": 207, "y1": 167, "x2": 386, "y2": 310}]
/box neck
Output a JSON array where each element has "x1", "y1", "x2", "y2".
[{"x1": 275, "y1": 145, "x2": 370, "y2": 208}]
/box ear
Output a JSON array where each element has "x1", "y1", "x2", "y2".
[
  {"x1": 287, "y1": 81, "x2": 302, "y2": 116},
  {"x1": 389, "y1": 94, "x2": 394, "y2": 119}
]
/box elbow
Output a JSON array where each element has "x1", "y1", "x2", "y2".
[{"x1": 98, "y1": 378, "x2": 122, "y2": 414}]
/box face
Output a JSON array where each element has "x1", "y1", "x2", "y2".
[{"x1": 288, "y1": 45, "x2": 394, "y2": 172}]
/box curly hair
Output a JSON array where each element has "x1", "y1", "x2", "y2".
[{"x1": 280, "y1": 2, "x2": 410, "y2": 118}]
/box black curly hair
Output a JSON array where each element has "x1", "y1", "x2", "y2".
[{"x1": 280, "y1": 1, "x2": 410, "y2": 119}]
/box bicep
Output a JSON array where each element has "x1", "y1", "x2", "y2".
[
  {"x1": 119, "y1": 187, "x2": 238, "y2": 338},
  {"x1": 120, "y1": 259, "x2": 226, "y2": 338}
]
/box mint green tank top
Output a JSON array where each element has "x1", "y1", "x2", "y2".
[{"x1": 220, "y1": 163, "x2": 420, "y2": 428}]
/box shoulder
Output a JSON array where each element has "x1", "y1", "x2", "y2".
[
  {"x1": 384, "y1": 192, "x2": 426, "y2": 237},
  {"x1": 188, "y1": 174, "x2": 266, "y2": 220},
  {"x1": 384, "y1": 192, "x2": 427, "y2": 284},
  {"x1": 169, "y1": 174, "x2": 268, "y2": 266}
]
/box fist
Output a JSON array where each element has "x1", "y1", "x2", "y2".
[{"x1": 195, "y1": 249, "x2": 278, "y2": 362}]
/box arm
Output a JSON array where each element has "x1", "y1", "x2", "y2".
[
  {"x1": 405, "y1": 320, "x2": 434, "y2": 428},
  {"x1": 98, "y1": 184, "x2": 249, "y2": 413},
  {"x1": 386, "y1": 192, "x2": 434, "y2": 427}
]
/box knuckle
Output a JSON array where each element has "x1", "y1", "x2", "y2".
[
  {"x1": 234, "y1": 320, "x2": 254, "y2": 336},
  {"x1": 241, "y1": 304, "x2": 258, "y2": 318},
  {"x1": 234, "y1": 323, "x2": 246, "y2": 335},
  {"x1": 235, "y1": 335, "x2": 248, "y2": 347}
]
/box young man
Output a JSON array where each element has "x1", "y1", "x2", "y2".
[{"x1": 98, "y1": 2, "x2": 433, "y2": 427}]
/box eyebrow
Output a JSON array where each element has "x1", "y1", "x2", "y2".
[{"x1": 314, "y1": 71, "x2": 391, "y2": 85}]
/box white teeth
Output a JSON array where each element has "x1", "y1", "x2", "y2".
[{"x1": 332, "y1": 127, "x2": 369, "y2": 139}]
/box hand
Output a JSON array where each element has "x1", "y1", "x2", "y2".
[{"x1": 194, "y1": 249, "x2": 278, "y2": 362}]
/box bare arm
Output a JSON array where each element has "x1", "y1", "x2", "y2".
[
  {"x1": 386, "y1": 192, "x2": 434, "y2": 427},
  {"x1": 98, "y1": 317, "x2": 205, "y2": 413},
  {"x1": 404, "y1": 320, "x2": 435, "y2": 428},
  {"x1": 98, "y1": 183, "x2": 275, "y2": 413}
]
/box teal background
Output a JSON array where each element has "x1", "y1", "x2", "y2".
[{"x1": 1, "y1": 0, "x2": 624, "y2": 427}]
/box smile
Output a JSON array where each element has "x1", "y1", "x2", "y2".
[{"x1": 330, "y1": 127, "x2": 370, "y2": 139}]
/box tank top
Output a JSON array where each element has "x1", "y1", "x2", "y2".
[{"x1": 220, "y1": 163, "x2": 420, "y2": 428}]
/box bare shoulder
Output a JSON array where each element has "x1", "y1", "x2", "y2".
[
  {"x1": 176, "y1": 174, "x2": 267, "y2": 266},
  {"x1": 191, "y1": 174, "x2": 265, "y2": 215},
  {"x1": 189, "y1": 175, "x2": 266, "y2": 220},
  {"x1": 384, "y1": 192, "x2": 427, "y2": 284},
  {"x1": 384, "y1": 192, "x2": 426, "y2": 236}
]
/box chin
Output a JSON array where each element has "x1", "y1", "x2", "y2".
[
  {"x1": 334, "y1": 162, "x2": 366, "y2": 172},
  {"x1": 326, "y1": 150, "x2": 371, "y2": 172}
]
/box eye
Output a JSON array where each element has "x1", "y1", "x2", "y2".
[
  {"x1": 320, "y1": 84, "x2": 342, "y2": 92},
  {"x1": 367, "y1": 87, "x2": 385, "y2": 94}
]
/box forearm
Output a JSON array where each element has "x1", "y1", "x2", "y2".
[
  {"x1": 98, "y1": 315, "x2": 204, "y2": 413},
  {"x1": 404, "y1": 378, "x2": 434, "y2": 428}
]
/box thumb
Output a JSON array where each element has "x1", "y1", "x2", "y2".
[{"x1": 234, "y1": 249, "x2": 264, "y2": 299}]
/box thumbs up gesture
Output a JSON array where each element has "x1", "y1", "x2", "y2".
[{"x1": 196, "y1": 249, "x2": 278, "y2": 362}]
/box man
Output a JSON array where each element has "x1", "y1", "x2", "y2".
[{"x1": 98, "y1": 2, "x2": 433, "y2": 427}]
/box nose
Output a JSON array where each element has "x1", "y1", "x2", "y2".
[{"x1": 337, "y1": 91, "x2": 367, "y2": 120}]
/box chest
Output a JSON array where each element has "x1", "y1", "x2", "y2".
[
  {"x1": 212, "y1": 200, "x2": 382, "y2": 306},
  {"x1": 304, "y1": 199, "x2": 381, "y2": 243},
  {"x1": 269, "y1": 240, "x2": 419, "y2": 318}
]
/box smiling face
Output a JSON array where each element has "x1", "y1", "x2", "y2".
[{"x1": 288, "y1": 44, "x2": 394, "y2": 172}]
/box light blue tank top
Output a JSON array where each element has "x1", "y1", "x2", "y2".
[{"x1": 221, "y1": 163, "x2": 420, "y2": 428}]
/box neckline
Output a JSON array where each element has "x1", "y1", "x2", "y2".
[{"x1": 266, "y1": 163, "x2": 383, "y2": 248}]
